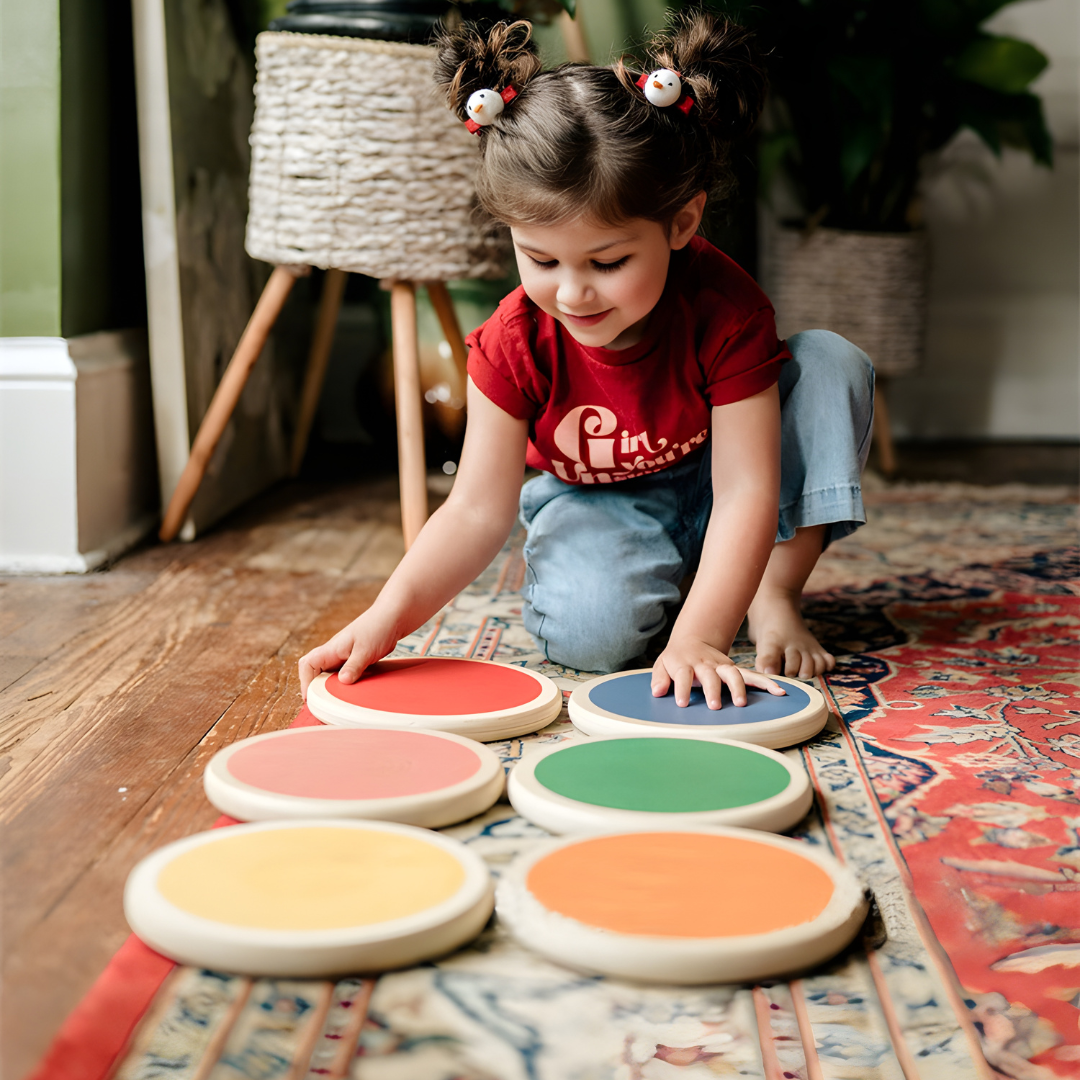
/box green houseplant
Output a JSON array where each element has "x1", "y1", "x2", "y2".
[
  {"x1": 706, "y1": 0, "x2": 1053, "y2": 232},
  {"x1": 693, "y1": 0, "x2": 1053, "y2": 468}
]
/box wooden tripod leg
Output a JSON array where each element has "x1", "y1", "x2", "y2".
[
  {"x1": 290, "y1": 268, "x2": 348, "y2": 476},
  {"x1": 159, "y1": 264, "x2": 299, "y2": 542},
  {"x1": 426, "y1": 281, "x2": 469, "y2": 390},
  {"x1": 559, "y1": 8, "x2": 590, "y2": 62},
  {"x1": 873, "y1": 378, "x2": 897, "y2": 478},
  {"x1": 390, "y1": 281, "x2": 428, "y2": 550}
]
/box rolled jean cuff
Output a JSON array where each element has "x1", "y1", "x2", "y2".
[{"x1": 777, "y1": 482, "x2": 866, "y2": 546}]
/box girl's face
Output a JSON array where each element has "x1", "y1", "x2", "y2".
[{"x1": 510, "y1": 194, "x2": 706, "y2": 351}]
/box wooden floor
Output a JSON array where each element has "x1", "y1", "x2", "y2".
[
  {"x1": 1, "y1": 457, "x2": 1074, "y2": 1079},
  {"x1": 880, "y1": 439, "x2": 1079, "y2": 486},
  {"x1": 0, "y1": 476, "x2": 424, "y2": 1080}
]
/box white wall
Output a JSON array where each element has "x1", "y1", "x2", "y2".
[{"x1": 890, "y1": 0, "x2": 1079, "y2": 440}]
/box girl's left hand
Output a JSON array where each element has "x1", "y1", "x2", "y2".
[{"x1": 651, "y1": 634, "x2": 786, "y2": 709}]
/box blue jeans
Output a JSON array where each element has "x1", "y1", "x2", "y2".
[{"x1": 518, "y1": 330, "x2": 875, "y2": 673}]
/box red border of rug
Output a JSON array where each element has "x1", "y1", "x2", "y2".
[{"x1": 27, "y1": 707, "x2": 323, "y2": 1080}]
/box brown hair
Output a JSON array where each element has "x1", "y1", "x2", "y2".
[{"x1": 433, "y1": 11, "x2": 766, "y2": 227}]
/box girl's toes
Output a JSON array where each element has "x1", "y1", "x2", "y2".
[{"x1": 755, "y1": 642, "x2": 783, "y2": 675}]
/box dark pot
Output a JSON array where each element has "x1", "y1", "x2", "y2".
[{"x1": 270, "y1": 0, "x2": 504, "y2": 43}]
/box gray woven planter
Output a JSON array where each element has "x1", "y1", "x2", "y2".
[
  {"x1": 759, "y1": 222, "x2": 929, "y2": 377},
  {"x1": 245, "y1": 31, "x2": 509, "y2": 281}
]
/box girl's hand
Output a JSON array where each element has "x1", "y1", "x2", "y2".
[
  {"x1": 298, "y1": 379, "x2": 528, "y2": 704},
  {"x1": 298, "y1": 612, "x2": 400, "y2": 701},
  {"x1": 651, "y1": 634, "x2": 785, "y2": 709}
]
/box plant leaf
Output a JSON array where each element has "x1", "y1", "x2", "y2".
[
  {"x1": 957, "y1": 102, "x2": 1003, "y2": 155},
  {"x1": 829, "y1": 56, "x2": 893, "y2": 118},
  {"x1": 955, "y1": 35, "x2": 1049, "y2": 94},
  {"x1": 758, "y1": 131, "x2": 798, "y2": 199},
  {"x1": 827, "y1": 57, "x2": 892, "y2": 190},
  {"x1": 997, "y1": 90, "x2": 1054, "y2": 165},
  {"x1": 920, "y1": 0, "x2": 1020, "y2": 37},
  {"x1": 839, "y1": 124, "x2": 883, "y2": 190},
  {"x1": 957, "y1": 86, "x2": 1053, "y2": 165}
]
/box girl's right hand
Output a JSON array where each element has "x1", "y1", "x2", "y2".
[
  {"x1": 298, "y1": 378, "x2": 528, "y2": 703},
  {"x1": 298, "y1": 612, "x2": 400, "y2": 700}
]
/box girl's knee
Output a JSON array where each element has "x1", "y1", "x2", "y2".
[
  {"x1": 547, "y1": 624, "x2": 648, "y2": 674},
  {"x1": 524, "y1": 601, "x2": 653, "y2": 673},
  {"x1": 522, "y1": 575, "x2": 666, "y2": 673},
  {"x1": 787, "y1": 330, "x2": 874, "y2": 398}
]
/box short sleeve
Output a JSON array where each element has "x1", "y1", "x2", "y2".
[
  {"x1": 702, "y1": 306, "x2": 791, "y2": 407},
  {"x1": 464, "y1": 299, "x2": 547, "y2": 422}
]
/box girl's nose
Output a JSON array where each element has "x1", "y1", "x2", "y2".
[{"x1": 556, "y1": 274, "x2": 595, "y2": 309}]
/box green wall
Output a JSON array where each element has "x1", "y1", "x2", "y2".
[
  {"x1": 59, "y1": 0, "x2": 111, "y2": 338},
  {"x1": 0, "y1": 0, "x2": 145, "y2": 340},
  {"x1": 58, "y1": 0, "x2": 145, "y2": 338},
  {"x1": 0, "y1": 0, "x2": 62, "y2": 337}
]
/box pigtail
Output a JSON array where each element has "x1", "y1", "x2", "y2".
[
  {"x1": 433, "y1": 20, "x2": 542, "y2": 122},
  {"x1": 645, "y1": 10, "x2": 766, "y2": 141},
  {"x1": 432, "y1": 12, "x2": 763, "y2": 226}
]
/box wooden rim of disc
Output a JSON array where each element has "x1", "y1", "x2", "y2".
[
  {"x1": 124, "y1": 819, "x2": 494, "y2": 977},
  {"x1": 507, "y1": 735, "x2": 813, "y2": 836},
  {"x1": 307, "y1": 658, "x2": 562, "y2": 741},
  {"x1": 203, "y1": 726, "x2": 505, "y2": 828},
  {"x1": 567, "y1": 670, "x2": 828, "y2": 749},
  {"x1": 495, "y1": 827, "x2": 867, "y2": 985}
]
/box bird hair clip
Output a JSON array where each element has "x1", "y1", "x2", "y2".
[
  {"x1": 464, "y1": 86, "x2": 518, "y2": 133},
  {"x1": 636, "y1": 68, "x2": 693, "y2": 115}
]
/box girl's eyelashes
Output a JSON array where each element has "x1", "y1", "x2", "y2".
[
  {"x1": 524, "y1": 255, "x2": 630, "y2": 272},
  {"x1": 593, "y1": 256, "x2": 629, "y2": 273}
]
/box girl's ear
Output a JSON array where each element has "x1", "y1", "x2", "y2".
[{"x1": 668, "y1": 191, "x2": 707, "y2": 249}]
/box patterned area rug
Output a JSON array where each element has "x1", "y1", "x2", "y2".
[{"x1": 35, "y1": 484, "x2": 1079, "y2": 1080}]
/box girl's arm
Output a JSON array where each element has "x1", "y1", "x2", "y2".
[
  {"x1": 651, "y1": 383, "x2": 785, "y2": 708},
  {"x1": 299, "y1": 378, "x2": 529, "y2": 698}
]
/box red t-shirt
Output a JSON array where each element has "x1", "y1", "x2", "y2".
[{"x1": 465, "y1": 236, "x2": 790, "y2": 484}]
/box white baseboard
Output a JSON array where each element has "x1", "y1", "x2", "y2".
[
  {"x1": 0, "y1": 338, "x2": 80, "y2": 566},
  {"x1": 0, "y1": 334, "x2": 160, "y2": 574},
  {"x1": 0, "y1": 514, "x2": 154, "y2": 574}
]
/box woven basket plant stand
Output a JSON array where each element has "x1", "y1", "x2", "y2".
[
  {"x1": 759, "y1": 221, "x2": 930, "y2": 476},
  {"x1": 159, "y1": 32, "x2": 509, "y2": 547}
]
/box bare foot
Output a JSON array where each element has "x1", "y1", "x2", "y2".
[{"x1": 746, "y1": 588, "x2": 835, "y2": 679}]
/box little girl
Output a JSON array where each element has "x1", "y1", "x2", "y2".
[{"x1": 300, "y1": 13, "x2": 874, "y2": 710}]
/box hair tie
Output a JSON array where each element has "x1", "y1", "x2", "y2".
[
  {"x1": 464, "y1": 86, "x2": 518, "y2": 133},
  {"x1": 636, "y1": 69, "x2": 693, "y2": 115}
]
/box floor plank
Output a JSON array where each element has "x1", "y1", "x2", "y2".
[
  {"x1": 0, "y1": 477, "x2": 403, "y2": 1080},
  {"x1": 0, "y1": 573, "x2": 157, "y2": 696},
  {"x1": 3, "y1": 582, "x2": 383, "y2": 1078}
]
